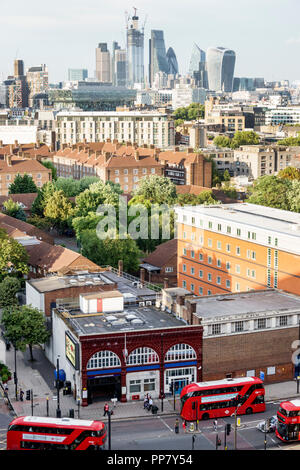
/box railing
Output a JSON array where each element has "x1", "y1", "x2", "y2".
[{"x1": 103, "y1": 266, "x2": 162, "y2": 292}]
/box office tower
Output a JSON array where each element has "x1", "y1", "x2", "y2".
[
  {"x1": 26, "y1": 64, "x2": 48, "y2": 106},
  {"x1": 149, "y1": 30, "x2": 169, "y2": 87},
  {"x1": 126, "y1": 10, "x2": 144, "y2": 87},
  {"x1": 206, "y1": 47, "x2": 236, "y2": 92},
  {"x1": 95, "y1": 43, "x2": 111, "y2": 83},
  {"x1": 166, "y1": 47, "x2": 179, "y2": 75},
  {"x1": 111, "y1": 42, "x2": 127, "y2": 87},
  {"x1": 188, "y1": 44, "x2": 206, "y2": 75},
  {"x1": 14, "y1": 59, "x2": 24, "y2": 78},
  {"x1": 68, "y1": 69, "x2": 88, "y2": 81},
  {"x1": 9, "y1": 59, "x2": 29, "y2": 108}
]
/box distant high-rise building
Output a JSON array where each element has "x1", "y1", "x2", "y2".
[
  {"x1": 14, "y1": 59, "x2": 24, "y2": 78},
  {"x1": 206, "y1": 47, "x2": 236, "y2": 92},
  {"x1": 126, "y1": 10, "x2": 144, "y2": 87},
  {"x1": 26, "y1": 64, "x2": 48, "y2": 106},
  {"x1": 8, "y1": 59, "x2": 29, "y2": 108},
  {"x1": 149, "y1": 30, "x2": 169, "y2": 87},
  {"x1": 166, "y1": 47, "x2": 179, "y2": 75},
  {"x1": 189, "y1": 44, "x2": 206, "y2": 75},
  {"x1": 95, "y1": 43, "x2": 111, "y2": 83},
  {"x1": 111, "y1": 42, "x2": 127, "y2": 87},
  {"x1": 68, "y1": 69, "x2": 88, "y2": 81}
]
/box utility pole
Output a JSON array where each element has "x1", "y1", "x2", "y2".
[
  {"x1": 234, "y1": 395, "x2": 241, "y2": 450},
  {"x1": 14, "y1": 345, "x2": 18, "y2": 401},
  {"x1": 56, "y1": 357, "x2": 61, "y2": 418},
  {"x1": 108, "y1": 410, "x2": 112, "y2": 450}
]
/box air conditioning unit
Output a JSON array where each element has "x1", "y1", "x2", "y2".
[
  {"x1": 146, "y1": 301, "x2": 152, "y2": 306},
  {"x1": 139, "y1": 302, "x2": 145, "y2": 307}
]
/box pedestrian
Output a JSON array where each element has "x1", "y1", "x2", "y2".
[
  {"x1": 20, "y1": 389, "x2": 24, "y2": 401},
  {"x1": 148, "y1": 397, "x2": 153, "y2": 411},
  {"x1": 213, "y1": 419, "x2": 218, "y2": 431},
  {"x1": 175, "y1": 418, "x2": 179, "y2": 434},
  {"x1": 144, "y1": 395, "x2": 149, "y2": 409},
  {"x1": 4, "y1": 384, "x2": 8, "y2": 395},
  {"x1": 182, "y1": 420, "x2": 187, "y2": 433},
  {"x1": 103, "y1": 403, "x2": 109, "y2": 416}
]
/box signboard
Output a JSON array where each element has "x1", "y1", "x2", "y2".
[
  {"x1": 65, "y1": 332, "x2": 79, "y2": 370},
  {"x1": 260, "y1": 371, "x2": 265, "y2": 381}
]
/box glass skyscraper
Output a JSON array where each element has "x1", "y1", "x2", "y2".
[
  {"x1": 126, "y1": 13, "x2": 144, "y2": 87},
  {"x1": 206, "y1": 47, "x2": 236, "y2": 92},
  {"x1": 149, "y1": 30, "x2": 169, "y2": 87},
  {"x1": 188, "y1": 44, "x2": 206, "y2": 75},
  {"x1": 166, "y1": 47, "x2": 179, "y2": 75}
]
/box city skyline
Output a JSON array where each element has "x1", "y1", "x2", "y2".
[{"x1": 1, "y1": 0, "x2": 300, "y2": 84}]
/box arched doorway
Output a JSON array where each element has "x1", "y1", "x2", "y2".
[{"x1": 86, "y1": 350, "x2": 122, "y2": 403}]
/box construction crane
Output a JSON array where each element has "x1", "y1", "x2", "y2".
[{"x1": 142, "y1": 14, "x2": 148, "y2": 33}]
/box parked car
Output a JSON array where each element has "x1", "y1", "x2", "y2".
[{"x1": 256, "y1": 415, "x2": 277, "y2": 433}]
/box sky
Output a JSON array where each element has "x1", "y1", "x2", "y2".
[{"x1": 1, "y1": 0, "x2": 300, "y2": 84}]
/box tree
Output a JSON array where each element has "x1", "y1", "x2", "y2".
[
  {"x1": 130, "y1": 175, "x2": 178, "y2": 205},
  {"x1": 31, "y1": 182, "x2": 56, "y2": 217},
  {"x1": 213, "y1": 136, "x2": 232, "y2": 148},
  {"x1": 9, "y1": 174, "x2": 38, "y2": 194},
  {"x1": 0, "y1": 229, "x2": 29, "y2": 280},
  {"x1": 230, "y1": 130, "x2": 260, "y2": 149},
  {"x1": 80, "y1": 230, "x2": 141, "y2": 273},
  {"x1": 287, "y1": 180, "x2": 300, "y2": 212},
  {"x1": 177, "y1": 190, "x2": 218, "y2": 206},
  {"x1": 2, "y1": 199, "x2": 27, "y2": 221},
  {"x1": 277, "y1": 135, "x2": 300, "y2": 146},
  {"x1": 0, "y1": 277, "x2": 21, "y2": 308},
  {"x1": 223, "y1": 169, "x2": 231, "y2": 182},
  {"x1": 0, "y1": 362, "x2": 12, "y2": 383},
  {"x1": 1, "y1": 305, "x2": 50, "y2": 361},
  {"x1": 43, "y1": 190, "x2": 74, "y2": 231},
  {"x1": 246, "y1": 175, "x2": 292, "y2": 210},
  {"x1": 42, "y1": 161, "x2": 57, "y2": 180},
  {"x1": 278, "y1": 167, "x2": 300, "y2": 181}
]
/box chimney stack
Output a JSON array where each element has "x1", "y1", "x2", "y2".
[
  {"x1": 163, "y1": 278, "x2": 169, "y2": 289},
  {"x1": 134, "y1": 150, "x2": 140, "y2": 161},
  {"x1": 140, "y1": 267, "x2": 145, "y2": 285},
  {"x1": 104, "y1": 152, "x2": 111, "y2": 162},
  {"x1": 6, "y1": 155, "x2": 12, "y2": 166}
]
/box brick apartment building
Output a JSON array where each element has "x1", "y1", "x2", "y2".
[
  {"x1": 52, "y1": 141, "x2": 212, "y2": 193},
  {"x1": 140, "y1": 238, "x2": 177, "y2": 286},
  {"x1": 0, "y1": 154, "x2": 52, "y2": 195},
  {"x1": 176, "y1": 203, "x2": 300, "y2": 297}
]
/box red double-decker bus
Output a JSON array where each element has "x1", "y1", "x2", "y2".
[
  {"x1": 180, "y1": 376, "x2": 265, "y2": 421},
  {"x1": 6, "y1": 416, "x2": 107, "y2": 450},
  {"x1": 276, "y1": 400, "x2": 300, "y2": 442}
]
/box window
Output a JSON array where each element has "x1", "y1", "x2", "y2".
[
  {"x1": 183, "y1": 264, "x2": 186, "y2": 272},
  {"x1": 226, "y1": 280, "x2": 231, "y2": 288},
  {"x1": 274, "y1": 250, "x2": 278, "y2": 269},
  {"x1": 236, "y1": 228, "x2": 241, "y2": 237},
  {"x1": 227, "y1": 226, "x2": 231, "y2": 234},
  {"x1": 190, "y1": 283, "x2": 195, "y2": 292},
  {"x1": 217, "y1": 259, "x2": 221, "y2": 267},
  {"x1": 267, "y1": 269, "x2": 271, "y2": 287},
  {"x1": 208, "y1": 239, "x2": 212, "y2": 247},
  {"x1": 257, "y1": 318, "x2": 266, "y2": 329},
  {"x1": 127, "y1": 347, "x2": 159, "y2": 365},
  {"x1": 191, "y1": 217, "x2": 195, "y2": 225},
  {"x1": 199, "y1": 287, "x2": 203, "y2": 295},
  {"x1": 217, "y1": 224, "x2": 222, "y2": 231},
  {"x1": 236, "y1": 246, "x2": 240, "y2": 256},
  {"x1": 144, "y1": 378, "x2": 155, "y2": 392},
  {"x1": 208, "y1": 221, "x2": 213, "y2": 229},
  {"x1": 235, "y1": 265, "x2": 240, "y2": 274},
  {"x1": 226, "y1": 244, "x2": 231, "y2": 253},
  {"x1": 217, "y1": 276, "x2": 221, "y2": 285},
  {"x1": 207, "y1": 290, "x2": 212, "y2": 295},
  {"x1": 234, "y1": 321, "x2": 244, "y2": 332},
  {"x1": 191, "y1": 267, "x2": 195, "y2": 275},
  {"x1": 199, "y1": 270, "x2": 203, "y2": 278},
  {"x1": 87, "y1": 350, "x2": 121, "y2": 369},
  {"x1": 165, "y1": 267, "x2": 173, "y2": 273},
  {"x1": 183, "y1": 280, "x2": 187, "y2": 288},
  {"x1": 199, "y1": 253, "x2": 203, "y2": 261},
  {"x1": 274, "y1": 271, "x2": 278, "y2": 288},
  {"x1": 212, "y1": 324, "x2": 221, "y2": 335},
  {"x1": 235, "y1": 282, "x2": 240, "y2": 292},
  {"x1": 208, "y1": 256, "x2": 212, "y2": 264},
  {"x1": 267, "y1": 248, "x2": 271, "y2": 267},
  {"x1": 191, "y1": 250, "x2": 195, "y2": 258},
  {"x1": 165, "y1": 344, "x2": 196, "y2": 362},
  {"x1": 226, "y1": 262, "x2": 231, "y2": 270},
  {"x1": 217, "y1": 241, "x2": 222, "y2": 250},
  {"x1": 183, "y1": 248, "x2": 187, "y2": 256},
  {"x1": 208, "y1": 273, "x2": 212, "y2": 282},
  {"x1": 279, "y1": 316, "x2": 287, "y2": 327},
  {"x1": 129, "y1": 380, "x2": 141, "y2": 393},
  {"x1": 251, "y1": 251, "x2": 256, "y2": 260}
]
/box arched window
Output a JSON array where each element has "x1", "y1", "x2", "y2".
[
  {"x1": 127, "y1": 347, "x2": 159, "y2": 365},
  {"x1": 165, "y1": 343, "x2": 196, "y2": 362},
  {"x1": 87, "y1": 350, "x2": 121, "y2": 369}
]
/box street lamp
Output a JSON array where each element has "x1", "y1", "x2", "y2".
[
  {"x1": 234, "y1": 394, "x2": 242, "y2": 450},
  {"x1": 107, "y1": 410, "x2": 112, "y2": 450},
  {"x1": 13, "y1": 343, "x2": 18, "y2": 401},
  {"x1": 56, "y1": 356, "x2": 61, "y2": 418}
]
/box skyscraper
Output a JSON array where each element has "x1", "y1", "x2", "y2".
[
  {"x1": 188, "y1": 44, "x2": 206, "y2": 75},
  {"x1": 166, "y1": 47, "x2": 179, "y2": 75},
  {"x1": 68, "y1": 69, "x2": 88, "y2": 81},
  {"x1": 26, "y1": 64, "x2": 48, "y2": 107},
  {"x1": 206, "y1": 47, "x2": 236, "y2": 92},
  {"x1": 8, "y1": 59, "x2": 28, "y2": 108},
  {"x1": 149, "y1": 30, "x2": 169, "y2": 87},
  {"x1": 112, "y1": 42, "x2": 127, "y2": 87},
  {"x1": 95, "y1": 43, "x2": 111, "y2": 83},
  {"x1": 126, "y1": 10, "x2": 144, "y2": 87}
]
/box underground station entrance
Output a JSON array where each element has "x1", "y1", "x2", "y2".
[{"x1": 87, "y1": 375, "x2": 121, "y2": 404}]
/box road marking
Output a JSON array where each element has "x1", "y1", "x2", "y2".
[{"x1": 156, "y1": 416, "x2": 173, "y2": 432}]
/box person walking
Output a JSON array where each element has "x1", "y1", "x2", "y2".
[
  {"x1": 19, "y1": 389, "x2": 24, "y2": 401},
  {"x1": 103, "y1": 403, "x2": 109, "y2": 416},
  {"x1": 175, "y1": 418, "x2": 179, "y2": 434},
  {"x1": 213, "y1": 419, "x2": 218, "y2": 432},
  {"x1": 148, "y1": 397, "x2": 153, "y2": 412},
  {"x1": 144, "y1": 395, "x2": 149, "y2": 409},
  {"x1": 182, "y1": 420, "x2": 187, "y2": 433}
]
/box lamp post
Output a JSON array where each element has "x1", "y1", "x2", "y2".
[
  {"x1": 108, "y1": 410, "x2": 112, "y2": 450},
  {"x1": 13, "y1": 344, "x2": 18, "y2": 401},
  {"x1": 56, "y1": 356, "x2": 61, "y2": 418},
  {"x1": 234, "y1": 394, "x2": 241, "y2": 450}
]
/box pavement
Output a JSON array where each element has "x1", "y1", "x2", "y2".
[{"x1": 1, "y1": 339, "x2": 300, "y2": 424}]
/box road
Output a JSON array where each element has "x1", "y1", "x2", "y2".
[
  {"x1": 109, "y1": 402, "x2": 292, "y2": 451},
  {"x1": 0, "y1": 400, "x2": 297, "y2": 451}
]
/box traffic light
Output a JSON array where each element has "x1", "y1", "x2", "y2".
[
  {"x1": 226, "y1": 423, "x2": 231, "y2": 435},
  {"x1": 217, "y1": 438, "x2": 222, "y2": 447},
  {"x1": 26, "y1": 390, "x2": 31, "y2": 401}
]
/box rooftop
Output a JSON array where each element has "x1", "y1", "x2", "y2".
[
  {"x1": 193, "y1": 289, "x2": 300, "y2": 319},
  {"x1": 57, "y1": 304, "x2": 185, "y2": 336}
]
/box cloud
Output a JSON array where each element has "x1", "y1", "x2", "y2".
[{"x1": 286, "y1": 37, "x2": 300, "y2": 45}]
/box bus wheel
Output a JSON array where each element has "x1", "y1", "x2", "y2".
[
  {"x1": 202, "y1": 413, "x2": 209, "y2": 420},
  {"x1": 246, "y1": 407, "x2": 253, "y2": 415}
]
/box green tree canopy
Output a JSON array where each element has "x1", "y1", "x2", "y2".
[
  {"x1": 173, "y1": 103, "x2": 205, "y2": 125},
  {"x1": 277, "y1": 167, "x2": 300, "y2": 181},
  {"x1": 9, "y1": 174, "x2": 38, "y2": 194},
  {"x1": 31, "y1": 182, "x2": 56, "y2": 217},
  {"x1": 43, "y1": 190, "x2": 75, "y2": 231},
  {"x1": 0, "y1": 277, "x2": 21, "y2": 308},
  {"x1": 246, "y1": 175, "x2": 292, "y2": 210},
  {"x1": 41, "y1": 161, "x2": 57, "y2": 180},
  {"x1": 1, "y1": 305, "x2": 50, "y2": 361},
  {"x1": 80, "y1": 231, "x2": 141, "y2": 273},
  {"x1": 130, "y1": 175, "x2": 178, "y2": 206},
  {"x1": 213, "y1": 131, "x2": 260, "y2": 149},
  {"x1": 0, "y1": 229, "x2": 29, "y2": 280},
  {"x1": 2, "y1": 199, "x2": 27, "y2": 221},
  {"x1": 177, "y1": 190, "x2": 218, "y2": 206}
]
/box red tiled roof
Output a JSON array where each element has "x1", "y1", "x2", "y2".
[{"x1": 142, "y1": 238, "x2": 177, "y2": 268}]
